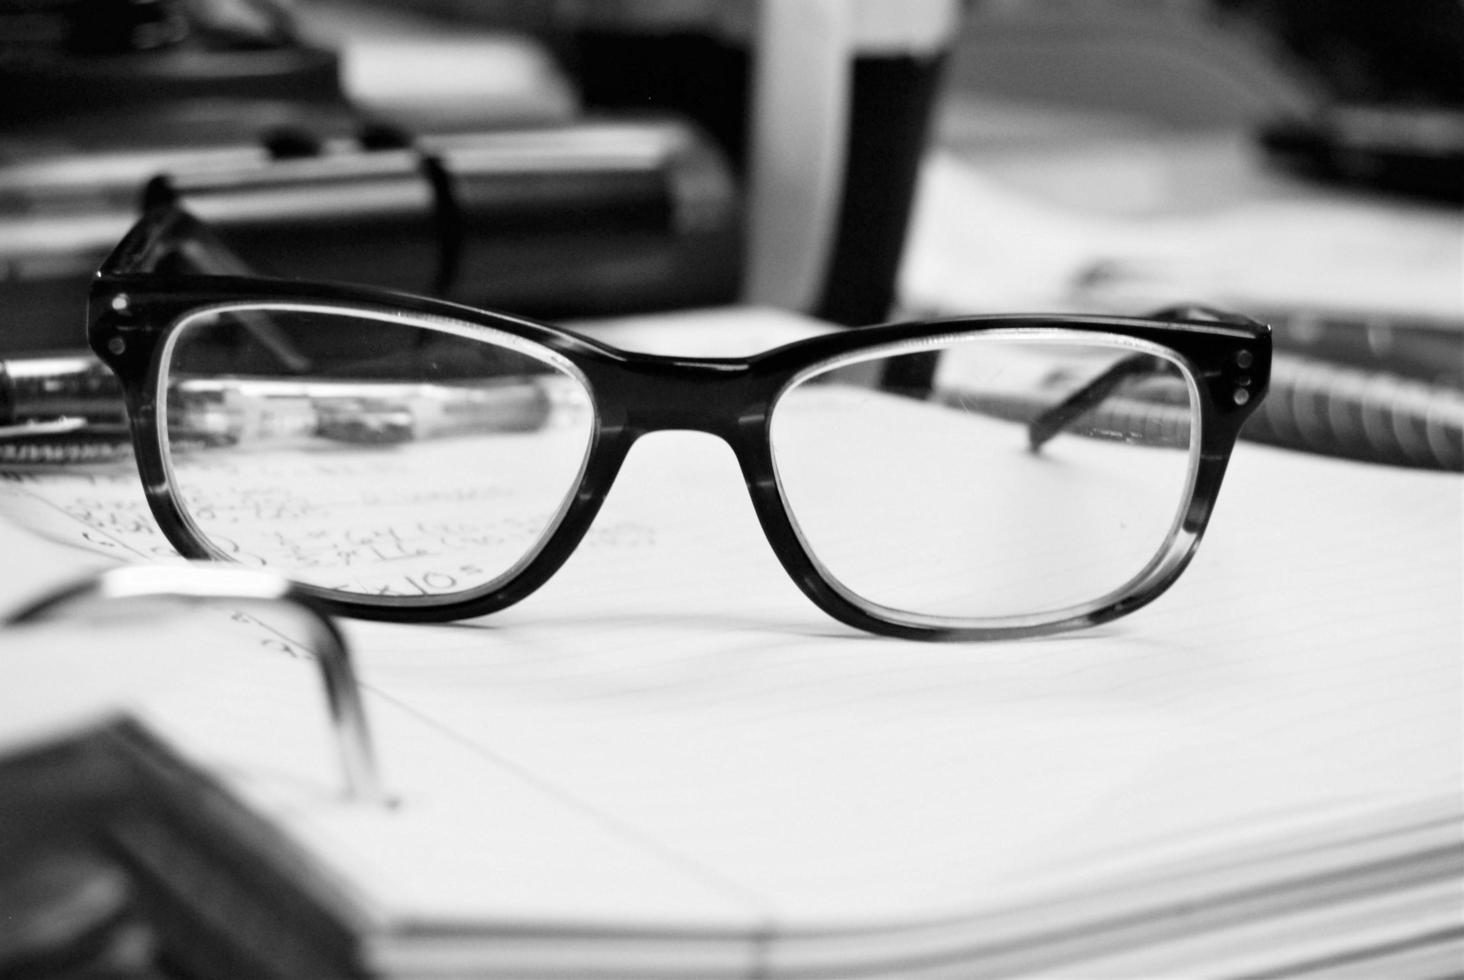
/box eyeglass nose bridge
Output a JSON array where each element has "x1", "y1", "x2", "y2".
[{"x1": 602, "y1": 355, "x2": 771, "y2": 441}]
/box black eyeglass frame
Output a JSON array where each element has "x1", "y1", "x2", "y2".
[{"x1": 88, "y1": 206, "x2": 1270, "y2": 641}]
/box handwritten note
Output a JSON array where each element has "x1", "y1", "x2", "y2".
[{"x1": 0, "y1": 443, "x2": 658, "y2": 600}]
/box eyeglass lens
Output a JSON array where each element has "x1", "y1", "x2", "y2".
[
  {"x1": 769, "y1": 333, "x2": 1200, "y2": 623},
  {"x1": 160, "y1": 305, "x2": 596, "y2": 598}
]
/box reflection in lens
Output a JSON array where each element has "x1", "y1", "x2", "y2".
[
  {"x1": 160, "y1": 304, "x2": 595, "y2": 599},
  {"x1": 769, "y1": 332, "x2": 1200, "y2": 624}
]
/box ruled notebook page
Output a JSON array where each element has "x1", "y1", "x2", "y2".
[
  {"x1": 336, "y1": 427, "x2": 1462, "y2": 929},
  {"x1": 1, "y1": 307, "x2": 1458, "y2": 973}
]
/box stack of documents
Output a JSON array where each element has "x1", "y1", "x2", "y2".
[{"x1": 1, "y1": 306, "x2": 1459, "y2": 977}]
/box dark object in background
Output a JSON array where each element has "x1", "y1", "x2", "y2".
[
  {"x1": 0, "y1": 0, "x2": 344, "y2": 121},
  {"x1": 568, "y1": 12, "x2": 950, "y2": 327},
  {"x1": 1214, "y1": 0, "x2": 1464, "y2": 107},
  {"x1": 0, "y1": 0, "x2": 742, "y2": 352},
  {"x1": 149, "y1": 121, "x2": 740, "y2": 319},
  {"x1": 0, "y1": 0, "x2": 353, "y2": 351},
  {"x1": 1217, "y1": 0, "x2": 1464, "y2": 204},
  {"x1": 1260, "y1": 104, "x2": 1464, "y2": 205},
  {"x1": 814, "y1": 50, "x2": 948, "y2": 326}
]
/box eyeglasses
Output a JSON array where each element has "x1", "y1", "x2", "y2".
[{"x1": 86, "y1": 205, "x2": 1269, "y2": 641}]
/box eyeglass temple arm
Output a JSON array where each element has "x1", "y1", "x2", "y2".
[
  {"x1": 1026, "y1": 352, "x2": 1172, "y2": 452},
  {"x1": 101, "y1": 190, "x2": 237, "y2": 277},
  {"x1": 1026, "y1": 305, "x2": 1252, "y2": 453},
  {"x1": 3, "y1": 566, "x2": 387, "y2": 806},
  {"x1": 105, "y1": 190, "x2": 312, "y2": 373}
]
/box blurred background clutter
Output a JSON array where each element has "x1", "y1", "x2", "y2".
[
  {"x1": 1, "y1": 0, "x2": 1461, "y2": 368},
  {"x1": 2, "y1": 5, "x2": 1461, "y2": 972},
  {"x1": 0, "y1": 0, "x2": 748, "y2": 353}
]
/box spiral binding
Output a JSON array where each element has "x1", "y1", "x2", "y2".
[{"x1": 1244, "y1": 354, "x2": 1464, "y2": 471}]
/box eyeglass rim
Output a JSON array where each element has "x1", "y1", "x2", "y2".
[
  {"x1": 87, "y1": 209, "x2": 1270, "y2": 641},
  {"x1": 151, "y1": 299, "x2": 603, "y2": 607},
  {"x1": 767, "y1": 330, "x2": 1209, "y2": 632}
]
